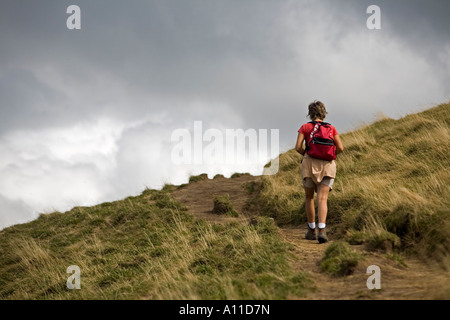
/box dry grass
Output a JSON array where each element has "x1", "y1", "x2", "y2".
[
  {"x1": 0, "y1": 189, "x2": 310, "y2": 300},
  {"x1": 255, "y1": 102, "x2": 450, "y2": 263}
]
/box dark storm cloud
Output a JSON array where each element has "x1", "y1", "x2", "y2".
[
  {"x1": 1, "y1": 0, "x2": 291, "y2": 131},
  {"x1": 0, "y1": 68, "x2": 68, "y2": 133},
  {"x1": 1, "y1": 1, "x2": 449, "y2": 130},
  {"x1": 322, "y1": 0, "x2": 450, "y2": 69}
]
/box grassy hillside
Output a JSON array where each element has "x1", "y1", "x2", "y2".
[
  {"x1": 0, "y1": 187, "x2": 310, "y2": 299},
  {"x1": 254, "y1": 102, "x2": 450, "y2": 262},
  {"x1": 0, "y1": 102, "x2": 448, "y2": 300}
]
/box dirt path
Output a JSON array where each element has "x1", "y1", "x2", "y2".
[
  {"x1": 172, "y1": 175, "x2": 259, "y2": 224},
  {"x1": 282, "y1": 226, "x2": 449, "y2": 299},
  {"x1": 172, "y1": 175, "x2": 449, "y2": 300}
]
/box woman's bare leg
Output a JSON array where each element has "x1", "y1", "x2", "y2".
[
  {"x1": 317, "y1": 184, "x2": 330, "y2": 227},
  {"x1": 304, "y1": 187, "x2": 315, "y2": 224}
]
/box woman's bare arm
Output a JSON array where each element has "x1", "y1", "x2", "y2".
[
  {"x1": 334, "y1": 134, "x2": 344, "y2": 154},
  {"x1": 295, "y1": 132, "x2": 306, "y2": 155}
]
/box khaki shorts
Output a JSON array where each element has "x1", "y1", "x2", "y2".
[{"x1": 302, "y1": 176, "x2": 335, "y2": 191}]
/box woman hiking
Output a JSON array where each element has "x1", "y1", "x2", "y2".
[{"x1": 295, "y1": 101, "x2": 344, "y2": 243}]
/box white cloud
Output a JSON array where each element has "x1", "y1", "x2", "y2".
[
  {"x1": 0, "y1": 101, "x2": 264, "y2": 230},
  {"x1": 0, "y1": 119, "x2": 125, "y2": 229}
]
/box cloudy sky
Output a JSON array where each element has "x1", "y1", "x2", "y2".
[{"x1": 0, "y1": 0, "x2": 449, "y2": 229}]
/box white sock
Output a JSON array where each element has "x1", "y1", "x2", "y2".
[
  {"x1": 308, "y1": 222, "x2": 316, "y2": 229},
  {"x1": 318, "y1": 223, "x2": 326, "y2": 229}
]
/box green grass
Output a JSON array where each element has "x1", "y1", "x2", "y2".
[
  {"x1": 254, "y1": 102, "x2": 450, "y2": 261},
  {"x1": 231, "y1": 172, "x2": 251, "y2": 179},
  {"x1": 212, "y1": 195, "x2": 239, "y2": 217},
  {"x1": 320, "y1": 242, "x2": 363, "y2": 277},
  {"x1": 0, "y1": 189, "x2": 310, "y2": 300},
  {"x1": 188, "y1": 173, "x2": 208, "y2": 183}
]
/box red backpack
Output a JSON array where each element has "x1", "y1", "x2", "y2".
[{"x1": 306, "y1": 121, "x2": 336, "y2": 161}]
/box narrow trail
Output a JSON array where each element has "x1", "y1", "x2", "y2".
[{"x1": 172, "y1": 175, "x2": 449, "y2": 300}]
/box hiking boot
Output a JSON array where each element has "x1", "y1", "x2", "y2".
[
  {"x1": 318, "y1": 229, "x2": 328, "y2": 244},
  {"x1": 305, "y1": 227, "x2": 317, "y2": 240}
]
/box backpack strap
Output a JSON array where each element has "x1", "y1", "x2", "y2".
[
  {"x1": 305, "y1": 121, "x2": 332, "y2": 152},
  {"x1": 308, "y1": 121, "x2": 331, "y2": 125},
  {"x1": 309, "y1": 121, "x2": 331, "y2": 126},
  {"x1": 305, "y1": 122, "x2": 320, "y2": 151}
]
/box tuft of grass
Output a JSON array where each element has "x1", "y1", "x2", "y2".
[
  {"x1": 212, "y1": 195, "x2": 238, "y2": 217},
  {"x1": 365, "y1": 230, "x2": 401, "y2": 252},
  {"x1": 320, "y1": 242, "x2": 363, "y2": 277},
  {"x1": 150, "y1": 192, "x2": 188, "y2": 211},
  {"x1": 189, "y1": 173, "x2": 208, "y2": 183},
  {"x1": 386, "y1": 253, "x2": 408, "y2": 268},
  {"x1": 231, "y1": 172, "x2": 251, "y2": 179},
  {"x1": 359, "y1": 214, "x2": 402, "y2": 252},
  {"x1": 346, "y1": 230, "x2": 367, "y2": 245},
  {"x1": 161, "y1": 184, "x2": 175, "y2": 193}
]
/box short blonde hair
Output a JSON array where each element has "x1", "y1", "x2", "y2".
[{"x1": 307, "y1": 100, "x2": 327, "y2": 120}]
